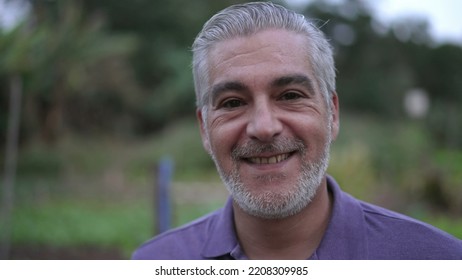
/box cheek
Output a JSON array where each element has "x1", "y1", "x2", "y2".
[
  {"x1": 292, "y1": 117, "x2": 331, "y2": 149},
  {"x1": 207, "y1": 125, "x2": 236, "y2": 164},
  {"x1": 208, "y1": 115, "x2": 246, "y2": 150}
]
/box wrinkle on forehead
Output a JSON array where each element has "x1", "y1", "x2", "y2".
[
  {"x1": 208, "y1": 29, "x2": 308, "y2": 76},
  {"x1": 215, "y1": 45, "x2": 284, "y2": 68}
]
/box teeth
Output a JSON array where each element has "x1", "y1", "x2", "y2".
[{"x1": 248, "y1": 153, "x2": 290, "y2": 164}]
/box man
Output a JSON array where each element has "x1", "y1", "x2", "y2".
[{"x1": 133, "y1": 2, "x2": 462, "y2": 259}]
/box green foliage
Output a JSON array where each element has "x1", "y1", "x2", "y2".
[
  {"x1": 12, "y1": 199, "x2": 152, "y2": 257},
  {"x1": 175, "y1": 201, "x2": 224, "y2": 226},
  {"x1": 0, "y1": 0, "x2": 139, "y2": 145},
  {"x1": 11, "y1": 192, "x2": 226, "y2": 258},
  {"x1": 128, "y1": 118, "x2": 216, "y2": 181},
  {"x1": 425, "y1": 216, "x2": 462, "y2": 239},
  {"x1": 329, "y1": 113, "x2": 462, "y2": 215},
  {"x1": 16, "y1": 145, "x2": 63, "y2": 176}
]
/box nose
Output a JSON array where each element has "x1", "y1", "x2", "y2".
[{"x1": 246, "y1": 99, "x2": 282, "y2": 142}]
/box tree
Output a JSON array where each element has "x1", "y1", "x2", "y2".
[
  {"x1": 0, "y1": 0, "x2": 137, "y2": 258},
  {"x1": 0, "y1": 14, "x2": 42, "y2": 257},
  {"x1": 23, "y1": 0, "x2": 138, "y2": 144}
]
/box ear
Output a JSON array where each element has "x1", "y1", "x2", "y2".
[
  {"x1": 196, "y1": 108, "x2": 212, "y2": 155},
  {"x1": 330, "y1": 92, "x2": 340, "y2": 141}
]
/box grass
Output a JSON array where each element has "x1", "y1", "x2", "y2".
[
  {"x1": 5, "y1": 114, "x2": 462, "y2": 259},
  {"x1": 12, "y1": 199, "x2": 152, "y2": 257},
  {"x1": 11, "y1": 193, "x2": 226, "y2": 258}
]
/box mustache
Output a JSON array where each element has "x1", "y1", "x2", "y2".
[{"x1": 231, "y1": 137, "x2": 306, "y2": 160}]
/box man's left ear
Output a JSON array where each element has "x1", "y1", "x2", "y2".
[{"x1": 330, "y1": 92, "x2": 340, "y2": 141}]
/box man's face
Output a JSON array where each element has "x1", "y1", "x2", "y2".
[{"x1": 197, "y1": 29, "x2": 339, "y2": 219}]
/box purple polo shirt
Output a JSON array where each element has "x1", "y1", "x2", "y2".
[{"x1": 132, "y1": 176, "x2": 462, "y2": 259}]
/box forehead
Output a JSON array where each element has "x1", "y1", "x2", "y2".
[{"x1": 207, "y1": 29, "x2": 314, "y2": 87}]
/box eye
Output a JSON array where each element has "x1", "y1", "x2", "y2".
[
  {"x1": 221, "y1": 99, "x2": 244, "y2": 108},
  {"x1": 279, "y1": 91, "x2": 303, "y2": 101}
]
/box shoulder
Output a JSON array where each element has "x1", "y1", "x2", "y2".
[
  {"x1": 324, "y1": 176, "x2": 462, "y2": 259},
  {"x1": 131, "y1": 209, "x2": 221, "y2": 260},
  {"x1": 360, "y1": 201, "x2": 462, "y2": 259}
]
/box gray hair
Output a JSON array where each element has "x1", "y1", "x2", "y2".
[{"x1": 192, "y1": 1, "x2": 336, "y2": 112}]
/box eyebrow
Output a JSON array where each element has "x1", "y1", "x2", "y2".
[
  {"x1": 210, "y1": 81, "x2": 248, "y2": 105},
  {"x1": 212, "y1": 81, "x2": 248, "y2": 96},
  {"x1": 271, "y1": 74, "x2": 315, "y2": 94}
]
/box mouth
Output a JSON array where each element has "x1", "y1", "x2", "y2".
[{"x1": 244, "y1": 152, "x2": 294, "y2": 165}]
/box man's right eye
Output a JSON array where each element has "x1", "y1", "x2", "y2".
[{"x1": 222, "y1": 99, "x2": 243, "y2": 108}]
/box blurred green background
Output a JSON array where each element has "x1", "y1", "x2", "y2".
[{"x1": 1, "y1": 0, "x2": 461, "y2": 259}]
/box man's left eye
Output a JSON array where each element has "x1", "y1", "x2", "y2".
[{"x1": 280, "y1": 91, "x2": 302, "y2": 100}]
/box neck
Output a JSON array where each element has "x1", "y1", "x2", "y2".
[{"x1": 233, "y1": 178, "x2": 332, "y2": 259}]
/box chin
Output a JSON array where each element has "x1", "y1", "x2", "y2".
[{"x1": 226, "y1": 172, "x2": 321, "y2": 220}]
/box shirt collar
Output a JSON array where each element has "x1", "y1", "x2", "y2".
[
  {"x1": 201, "y1": 175, "x2": 369, "y2": 259},
  {"x1": 201, "y1": 197, "x2": 240, "y2": 259},
  {"x1": 313, "y1": 176, "x2": 369, "y2": 259}
]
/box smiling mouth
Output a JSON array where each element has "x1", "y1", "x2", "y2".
[{"x1": 245, "y1": 152, "x2": 293, "y2": 164}]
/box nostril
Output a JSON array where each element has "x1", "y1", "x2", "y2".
[{"x1": 246, "y1": 113, "x2": 283, "y2": 142}]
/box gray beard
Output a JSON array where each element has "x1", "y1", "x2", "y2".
[{"x1": 212, "y1": 133, "x2": 332, "y2": 220}]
